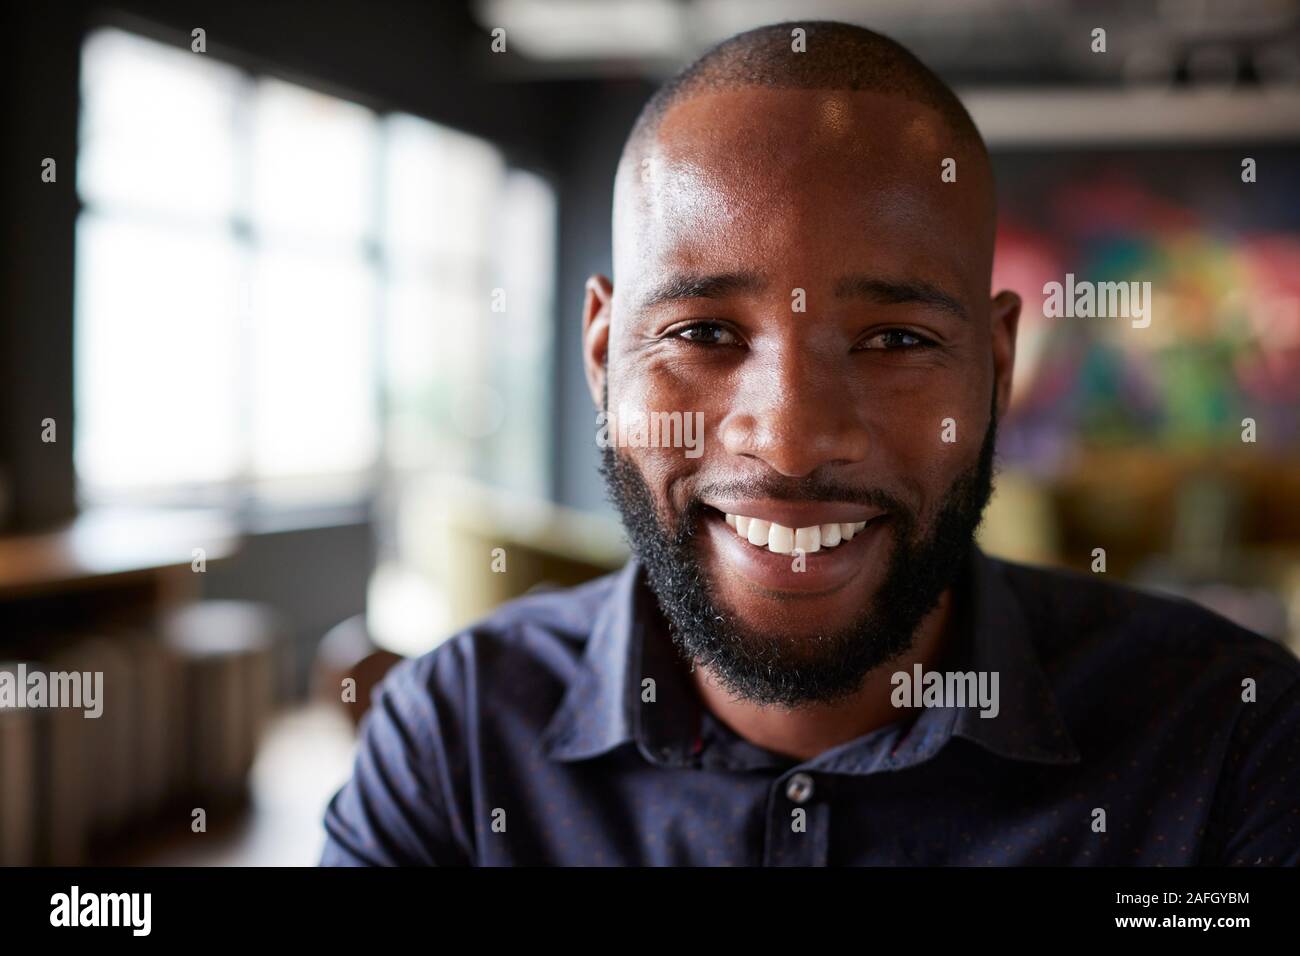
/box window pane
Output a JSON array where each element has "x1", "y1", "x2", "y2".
[
  {"x1": 250, "y1": 248, "x2": 379, "y2": 478},
  {"x1": 75, "y1": 215, "x2": 242, "y2": 492},
  {"x1": 251, "y1": 79, "x2": 378, "y2": 244},
  {"x1": 380, "y1": 114, "x2": 556, "y2": 498},
  {"x1": 384, "y1": 276, "x2": 483, "y2": 473},
  {"x1": 383, "y1": 113, "x2": 504, "y2": 270},
  {"x1": 79, "y1": 28, "x2": 241, "y2": 222},
  {"x1": 482, "y1": 169, "x2": 557, "y2": 497}
]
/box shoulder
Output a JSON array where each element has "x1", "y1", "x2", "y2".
[{"x1": 991, "y1": 553, "x2": 1300, "y2": 705}]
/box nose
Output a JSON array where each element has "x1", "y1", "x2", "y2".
[{"x1": 718, "y1": 345, "x2": 871, "y2": 477}]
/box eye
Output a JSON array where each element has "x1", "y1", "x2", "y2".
[
  {"x1": 856, "y1": 329, "x2": 936, "y2": 350},
  {"x1": 675, "y1": 321, "x2": 740, "y2": 346}
]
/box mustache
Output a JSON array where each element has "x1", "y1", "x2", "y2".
[
  {"x1": 686, "y1": 476, "x2": 909, "y2": 528},
  {"x1": 690, "y1": 476, "x2": 907, "y2": 515}
]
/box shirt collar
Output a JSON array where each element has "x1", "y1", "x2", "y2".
[
  {"x1": 947, "y1": 546, "x2": 1081, "y2": 766},
  {"x1": 539, "y1": 559, "x2": 686, "y2": 764},
  {"x1": 541, "y1": 546, "x2": 1080, "y2": 770}
]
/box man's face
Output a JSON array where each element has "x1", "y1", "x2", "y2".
[{"x1": 585, "y1": 88, "x2": 1019, "y2": 706}]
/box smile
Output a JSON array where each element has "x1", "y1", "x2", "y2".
[
  {"x1": 723, "y1": 513, "x2": 868, "y2": 554},
  {"x1": 698, "y1": 499, "x2": 892, "y2": 595}
]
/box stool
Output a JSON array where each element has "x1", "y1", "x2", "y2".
[
  {"x1": 161, "y1": 601, "x2": 282, "y2": 807},
  {"x1": 312, "y1": 614, "x2": 402, "y2": 728}
]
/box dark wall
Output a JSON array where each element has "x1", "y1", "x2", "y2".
[
  {"x1": 1, "y1": 3, "x2": 83, "y2": 530},
  {"x1": 550, "y1": 79, "x2": 654, "y2": 514}
]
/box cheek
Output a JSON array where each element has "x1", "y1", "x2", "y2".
[
  {"x1": 868, "y1": 377, "x2": 988, "y2": 511},
  {"x1": 611, "y1": 356, "x2": 709, "y2": 430},
  {"x1": 619, "y1": 352, "x2": 729, "y2": 433},
  {"x1": 609, "y1": 362, "x2": 710, "y2": 506}
]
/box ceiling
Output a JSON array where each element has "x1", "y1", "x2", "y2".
[{"x1": 473, "y1": 0, "x2": 1300, "y2": 87}]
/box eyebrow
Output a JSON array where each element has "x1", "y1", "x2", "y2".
[
  {"x1": 636, "y1": 270, "x2": 967, "y2": 321},
  {"x1": 834, "y1": 274, "x2": 968, "y2": 321},
  {"x1": 636, "y1": 271, "x2": 767, "y2": 311}
]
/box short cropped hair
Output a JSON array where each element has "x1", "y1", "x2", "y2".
[{"x1": 626, "y1": 20, "x2": 986, "y2": 157}]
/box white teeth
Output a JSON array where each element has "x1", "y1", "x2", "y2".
[
  {"x1": 721, "y1": 513, "x2": 868, "y2": 554},
  {"x1": 767, "y1": 523, "x2": 794, "y2": 554},
  {"x1": 794, "y1": 525, "x2": 820, "y2": 553}
]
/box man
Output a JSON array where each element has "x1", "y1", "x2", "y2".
[{"x1": 321, "y1": 21, "x2": 1300, "y2": 865}]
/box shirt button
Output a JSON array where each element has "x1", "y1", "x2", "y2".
[{"x1": 785, "y1": 772, "x2": 815, "y2": 804}]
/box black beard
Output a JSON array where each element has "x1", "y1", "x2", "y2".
[{"x1": 598, "y1": 396, "x2": 998, "y2": 708}]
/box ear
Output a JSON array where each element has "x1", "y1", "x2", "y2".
[
  {"x1": 582, "y1": 274, "x2": 614, "y2": 408},
  {"x1": 990, "y1": 289, "x2": 1021, "y2": 421}
]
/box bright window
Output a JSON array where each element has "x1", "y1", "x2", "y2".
[{"x1": 75, "y1": 27, "x2": 555, "y2": 511}]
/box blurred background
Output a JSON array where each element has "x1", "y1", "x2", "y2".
[{"x1": 1, "y1": 0, "x2": 1297, "y2": 865}]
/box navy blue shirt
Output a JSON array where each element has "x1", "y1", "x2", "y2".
[{"x1": 320, "y1": 547, "x2": 1300, "y2": 865}]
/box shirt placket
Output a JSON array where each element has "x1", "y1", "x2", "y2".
[{"x1": 763, "y1": 769, "x2": 831, "y2": 866}]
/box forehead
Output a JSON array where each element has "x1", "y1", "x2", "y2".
[{"x1": 614, "y1": 87, "x2": 991, "y2": 304}]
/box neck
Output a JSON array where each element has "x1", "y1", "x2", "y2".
[{"x1": 689, "y1": 587, "x2": 958, "y2": 762}]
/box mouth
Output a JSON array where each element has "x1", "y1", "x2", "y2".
[
  {"x1": 721, "y1": 512, "x2": 871, "y2": 554},
  {"x1": 697, "y1": 500, "x2": 892, "y2": 596}
]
